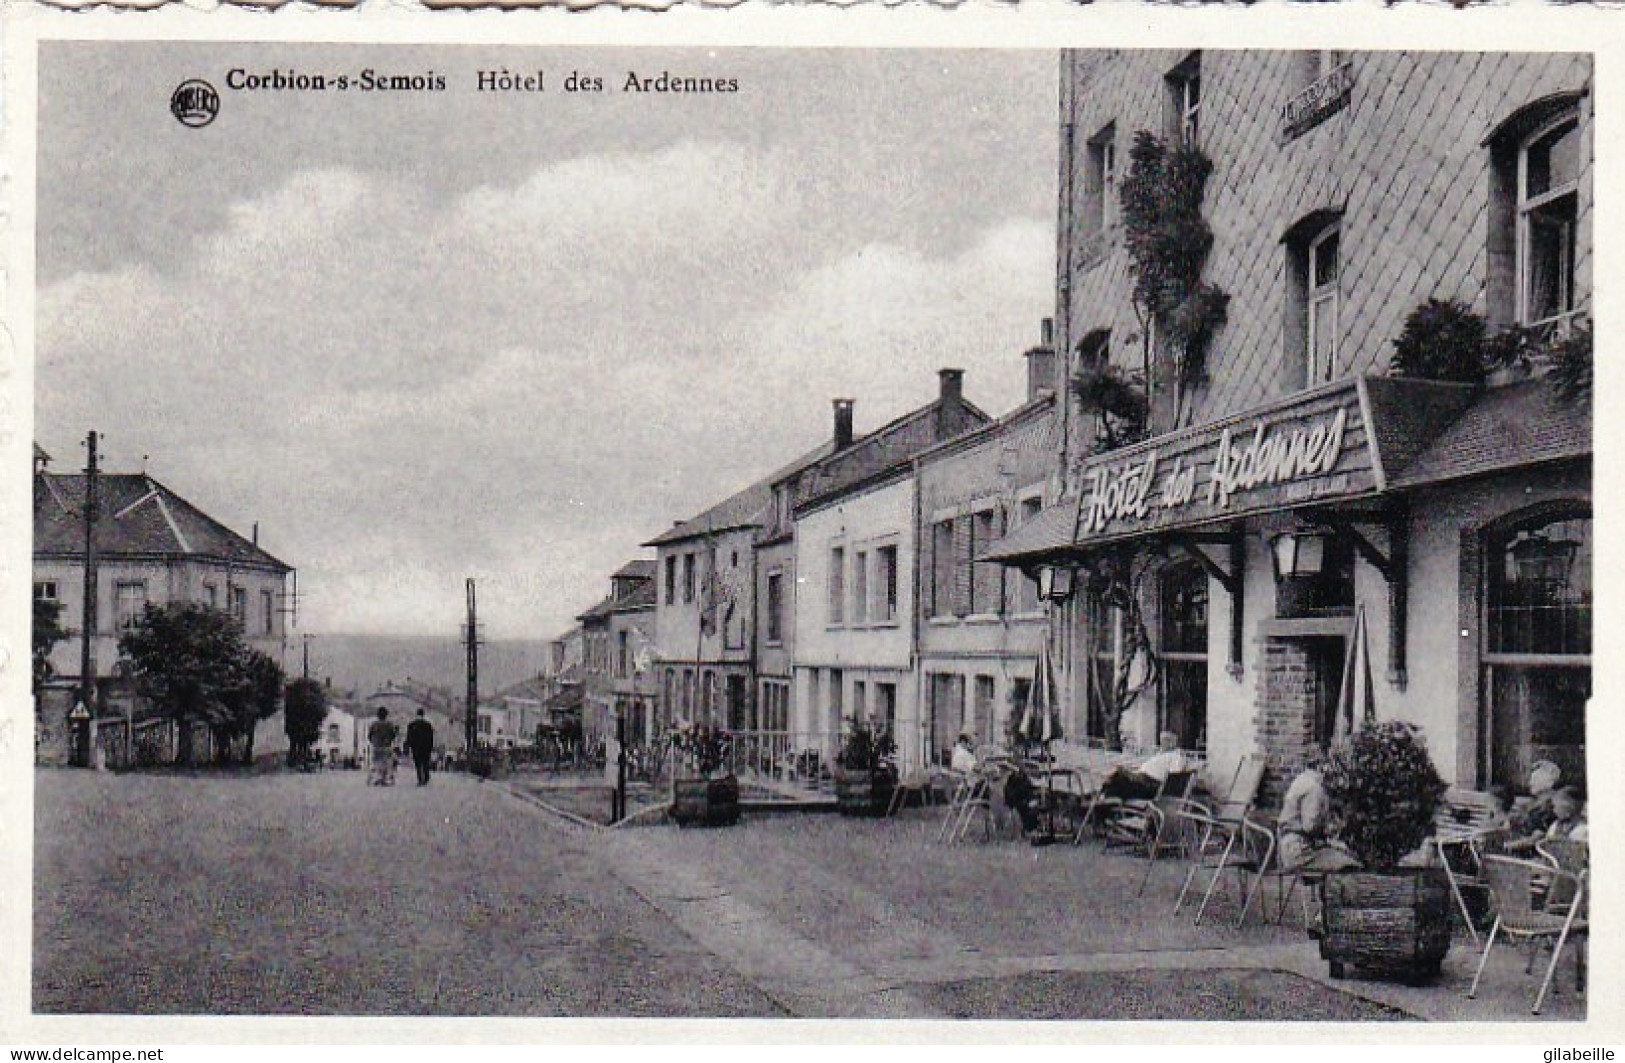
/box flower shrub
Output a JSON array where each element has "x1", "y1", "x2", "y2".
[
  {"x1": 669, "y1": 723, "x2": 730, "y2": 778},
  {"x1": 1321, "y1": 720, "x2": 1447, "y2": 870},
  {"x1": 1389, "y1": 299, "x2": 1488, "y2": 384},
  {"x1": 1119, "y1": 130, "x2": 1230, "y2": 389},
  {"x1": 836, "y1": 716, "x2": 896, "y2": 773}
]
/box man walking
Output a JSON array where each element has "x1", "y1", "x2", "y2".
[
  {"x1": 406, "y1": 708, "x2": 436, "y2": 787},
  {"x1": 368, "y1": 707, "x2": 399, "y2": 786}
]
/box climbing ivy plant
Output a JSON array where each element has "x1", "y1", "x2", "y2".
[{"x1": 1119, "y1": 130, "x2": 1230, "y2": 412}]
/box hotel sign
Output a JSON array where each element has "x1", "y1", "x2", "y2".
[
  {"x1": 1281, "y1": 62, "x2": 1356, "y2": 143},
  {"x1": 1076, "y1": 385, "x2": 1376, "y2": 541}
]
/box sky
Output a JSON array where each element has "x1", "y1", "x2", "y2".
[{"x1": 36, "y1": 43, "x2": 1058, "y2": 638}]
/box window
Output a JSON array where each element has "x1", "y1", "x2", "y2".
[
  {"x1": 875, "y1": 683, "x2": 897, "y2": 740},
  {"x1": 114, "y1": 581, "x2": 147, "y2": 631},
  {"x1": 617, "y1": 631, "x2": 629, "y2": 676},
  {"x1": 230, "y1": 586, "x2": 247, "y2": 626},
  {"x1": 665, "y1": 556, "x2": 677, "y2": 605},
  {"x1": 34, "y1": 581, "x2": 59, "y2": 602},
  {"x1": 853, "y1": 680, "x2": 867, "y2": 724},
  {"x1": 1083, "y1": 589, "x2": 1118, "y2": 742},
  {"x1": 828, "y1": 668, "x2": 844, "y2": 730},
  {"x1": 204, "y1": 583, "x2": 217, "y2": 608},
  {"x1": 766, "y1": 571, "x2": 784, "y2": 644},
  {"x1": 1296, "y1": 50, "x2": 1345, "y2": 87},
  {"x1": 930, "y1": 520, "x2": 956, "y2": 618},
  {"x1": 262, "y1": 590, "x2": 275, "y2": 636},
  {"x1": 853, "y1": 550, "x2": 869, "y2": 624},
  {"x1": 1482, "y1": 508, "x2": 1590, "y2": 790},
  {"x1": 969, "y1": 508, "x2": 1002, "y2": 615},
  {"x1": 478, "y1": 715, "x2": 492, "y2": 735},
  {"x1": 829, "y1": 546, "x2": 846, "y2": 625},
  {"x1": 973, "y1": 675, "x2": 997, "y2": 748},
  {"x1": 683, "y1": 553, "x2": 695, "y2": 604},
  {"x1": 1013, "y1": 498, "x2": 1044, "y2": 613},
  {"x1": 1167, "y1": 52, "x2": 1201, "y2": 146},
  {"x1": 1285, "y1": 212, "x2": 1343, "y2": 389},
  {"x1": 1159, "y1": 561, "x2": 1209, "y2": 752},
  {"x1": 1083, "y1": 123, "x2": 1118, "y2": 236},
  {"x1": 1307, "y1": 223, "x2": 1340, "y2": 383},
  {"x1": 1518, "y1": 114, "x2": 1580, "y2": 328},
  {"x1": 761, "y1": 680, "x2": 790, "y2": 733},
  {"x1": 928, "y1": 673, "x2": 965, "y2": 766},
  {"x1": 877, "y1": 545, "x2": 899, "y2": 623}
]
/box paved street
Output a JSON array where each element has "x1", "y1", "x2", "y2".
[
  {"x1": 35, "y1": 769, "x2": 1586, "y2": 1021},
  {"x1": 33, "y1": 769, "x2": 781, "y2": 1016}
]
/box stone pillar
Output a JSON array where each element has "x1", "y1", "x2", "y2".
[{"x1": 1252, "y1": 637, "x2": 1320, "y2": 809}]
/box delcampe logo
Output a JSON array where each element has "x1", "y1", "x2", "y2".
[{"x1": 170, "y1": 80, "x2": 220, "y2": 128}]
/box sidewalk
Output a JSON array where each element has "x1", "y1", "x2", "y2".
[{"x1": 567, "y1": 802, "x2": 1589, "y2": 1022}]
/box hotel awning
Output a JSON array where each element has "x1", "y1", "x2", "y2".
[{"x1": 982, "y1": 375, "x2": 1485, "y2": 567}]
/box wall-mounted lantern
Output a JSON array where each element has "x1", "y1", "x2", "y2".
[
  {"x1": 1037, "y1": 564, "x2": 1076, "y2": 602},
  {"x1": 1270, "y1": 530, "x2": 1330, "y2": 581}
]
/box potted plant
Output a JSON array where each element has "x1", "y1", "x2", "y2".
[
  {"x1": 833, "y1": 716, "x2": 898, "y2": 817},
  {"x1": 1318, "y1": 720, "x2": 1452, "y2": 984},
  {"x1": 668, "y1": 725, "x2": 739, "y2": 827}
]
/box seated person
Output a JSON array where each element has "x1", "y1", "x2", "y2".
[
  {"x1": 1507, "y1": 759, "x2": 1563, "y2": 837},
  {"x1": 1101, "y1": 730, "x2": 1189, "y2": 800},
  {"x1": 950, "y1": 733, "x2": 979, "y2": 774},
  {"x1": 1278, "y1": 750, "x2": 1360, "y2": 872},
  {"x1": 1534, "y1": 786, "x2": 1587, "y2": 843},
  {"x1": 1002, "y1": 766, "x2": 1042, "y2": 835}
]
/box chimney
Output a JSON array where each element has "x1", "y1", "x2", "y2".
[
  {"x1": 938, "y1": 368, "x2": 964, "y2": 406},
  {"x1": 1025, "y1": 318, "x2": 1058, "y2": 401},
  {"x1": 832, "y1": 398, "x2": 855, "y2": 450}
]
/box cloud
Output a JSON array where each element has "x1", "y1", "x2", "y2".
[{"x1": 36, "y1": 147, "x2": 1051, "y2": 637}]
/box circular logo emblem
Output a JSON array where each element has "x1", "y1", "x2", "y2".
[{"x1": 170, "y1": 80, "x2": 219, "y2": 128}]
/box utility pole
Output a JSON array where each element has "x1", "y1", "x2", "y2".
[
  {"x1": 302, "y1": 633, "x2": 312, "y2": 680},
  {"x1": 76, "y1": 430, "x2": 99, "y2": 768},
  {"x1": 464, "y1": 578, "x2": 479, "y2": 755}
]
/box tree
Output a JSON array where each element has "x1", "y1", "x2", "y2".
[
  {"x1": 284, "y1": 677, "x2": 328, "y2": 767},
  {"x1": 230, "y1": 650, "x2": 285, "y2": 765},
  {"x1": 1081, "y1": 544, "x2": 1161, "y2": 752},
  {"x1": 32, "y1": 597, "x2": 68, "y2": 696},
  {"x1": 117, "y1": 601, "x2": 273, "y2": 766}
]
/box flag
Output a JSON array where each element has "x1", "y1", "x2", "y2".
[
  {"x1": 1020, "y1": 638, "x2": 1063, "y2": 744},
  {"x1": 1333, "y1": 603, "x2": 1376, "y2": 743},
  {"x1": 699, "y1": 545, "x2": 719, "y2": 636}
]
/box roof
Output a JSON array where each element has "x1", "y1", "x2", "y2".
[
  {"x1": 544, "y1": 685, "x2": 584, "y2": 712},
  {"x1": 34, "y1": 442, "x2": 51, "y2": 464},
  {"x1": 979, "y1": 496, "x2": 1082, "y2": 565},
  {"x1": 34, "y1": 472, "x2": 291, "y2": 572},
  {"x1": 1389, "y1": 377, "x2": 1590, "y2": 489},
  {"x1": 576, "y1": 594, "x2": 620, "y2": 622},
  {"x1": 644, "y1": 439, "x2": 830, "y2": 548},
  {"x1": 797, "y1": 397, "x2": 991, "y2": 513},
  {"x1": 612, "y1": 558, "x2": 657, "y2": 581},
  {"x1": 492, "y1": 675, "x2": 553, "y2": 703},
  {"x1": 608, "y1": 580, "x2": 657, "y2": 612}
]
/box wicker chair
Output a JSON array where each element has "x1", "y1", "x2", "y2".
[
  {"x1": 1172, "y1": 757, "x2": 1268, "y2": 922},
  {"x1": 1467, "y1": 855, "x2": 1587, "y2": 1015}
]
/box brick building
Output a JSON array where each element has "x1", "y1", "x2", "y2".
[
  {"x1": 792, "y1": 369, "x2": 991, "y2": 772},
  {"x1": 914, "y1": 327, "x2": 1059, "y2": 766},
  {"x1": 989, "y1": 51, "x2": 1592, "y2": 803}
]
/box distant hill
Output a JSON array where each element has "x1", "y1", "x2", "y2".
[{"x1": 298, "y1": 634, "x2": 553, "y2": 701}]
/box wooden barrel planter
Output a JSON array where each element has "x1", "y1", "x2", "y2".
[
  {"x1": 670, "y1": 774, "x2": 741, "y2": 827},
  {"x1": 834, "y1": 768, "x2": 897, "y2": 818},
  {"x1": 1320, "y1": 868, "x2": 1452, "y2": 984}
]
